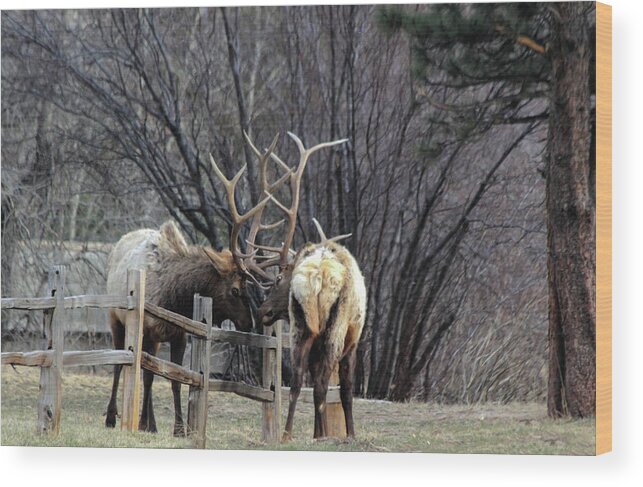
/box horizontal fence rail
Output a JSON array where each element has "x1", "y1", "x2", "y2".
[
  {"x1": 1, "y1": 294, "x2": 134, "y2": 311},
  {"x1": 64, "y1": 294, "x2": 134, "y2": 310},
  {"x1": 144, "y1": 302, "x2": 209, "y2": 338},
  {"x1": 2, "y1": 349, "x2": 134, "y2": 368},
  {"x1": 140, "y1": 352, "x2": 203, "y2": 388},
  {"x1": 209, "y1": 379, "x2": 275, "y2": 403},
  {"x1": 210, "y1": 328, "x2": 277, "y2": 349},
  {"x1": 1, "y1": 296, "x2": 55, "y2": 310}
]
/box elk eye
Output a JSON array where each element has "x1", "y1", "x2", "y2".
[
  {"x1": 232, "y1": 288, "x2": 240, "y2": 297},
  {"x1": 276, "y1": 275, "x2": 283, "y2": 283},
  {"x1": 266, "y1": 310, "x2": 274, "y2": 317}
]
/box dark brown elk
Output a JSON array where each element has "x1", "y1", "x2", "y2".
[
  {"x1": 105, "y1": 135, "x2": 289, "y2": 436},
  {"x1": 251, "y1": 133, "x2": 366, "y2": 440}
]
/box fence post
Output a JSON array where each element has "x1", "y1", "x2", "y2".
[
  {"x1": 262, "y1": 322, "x2": 282, "y2": 443},
  {"x1": 187, "y1": 294, "x2": 212, "y2": 449},
  {"x1": 273, "y1": 321, "x2": 283, "y2": 439},
  {"x1": 121, "y1": 269, "x2": 145, "y2": 431},
  {"x1": 326, "y1": 366, "x2": 347, "y2": 438},
  {"x1": 37, "y1": 265, "x2": 65, "y2": 435}
]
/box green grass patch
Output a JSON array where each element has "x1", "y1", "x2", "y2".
[{"x1": 1, "y1": 366, "x2": 595, "y2": 454}]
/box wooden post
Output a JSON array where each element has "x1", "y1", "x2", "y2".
[
  {"x1": 121, "y1": 269, "x2": 145, "y2": 431},
  {"x1": 261, "y1": 322, "x2": 282, "y2": 443},
  {"x1": 326, "y1": 366, "x2": 347, "y2": 438},
  {"x1": 37, "y1": 265, "x2": 65, "y2": 435},
  {"x1": 187, "y1": 294, "x2": 212, "y2": 449},
  {"x1": 273, "y1": 321, "x2": 282, "y2": 439}
]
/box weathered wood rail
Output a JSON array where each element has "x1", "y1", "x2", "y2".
[
  {"x1": 1, "y1": 349, "x2": 134, "y2": 367},
  {"x1": 1, "y1": 294, "x2": 134, "y2": 311},
  {"x1": 140, "y1": 351, "x2": 204, "y2": 387},
  {"x1": 210, "y1": 379, "x2": 275, "y2": 402}
]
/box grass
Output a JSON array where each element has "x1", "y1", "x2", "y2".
[{"x1": 1, "y1": 366, "x2": 595, "y2": 454}]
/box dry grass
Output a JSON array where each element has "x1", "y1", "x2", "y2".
[{"x1": 1, "y1": 366, "x2": 595, "y2": 454}]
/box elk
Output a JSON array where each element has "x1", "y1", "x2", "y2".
[
  {"x1": 105, "y1": 134, "x2": 289, "y2": 436},
  {"x1": 252, "y1": 133, "x2": 367, "y2": 440}
]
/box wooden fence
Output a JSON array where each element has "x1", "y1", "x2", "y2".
[{"x1": 1, "y1": 265, "x2": 344, "y2": 445}]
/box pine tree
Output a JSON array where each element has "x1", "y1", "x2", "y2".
[{"x1": 379, "y1": 2, "x2": 596, "y2": 417}]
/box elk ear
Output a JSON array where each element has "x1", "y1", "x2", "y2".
[
  {"x1": 159, "y1": 221, "x2": 189, "y2": 254},
  {"x1": 203, "y1": 247, "x2": 235, "y2": 274}
]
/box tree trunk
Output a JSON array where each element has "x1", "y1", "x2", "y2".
[
  {"x1": 546, "y1": 3, "x2": 596, "y2": 418},
  {"x1": 221, "y1": 8, "x2": 260, "y2": 204}
]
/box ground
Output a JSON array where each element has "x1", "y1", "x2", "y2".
[{"x1": 0, "y1": 366, "x2": 595, "y2": 454}]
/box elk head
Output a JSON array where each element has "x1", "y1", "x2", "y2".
[
  {"x1": 257, "y1": 261, "x2": 294, "y2": 327},
  {"x1": 199, "y1": 246, "x2": 255, "y2": 331}
]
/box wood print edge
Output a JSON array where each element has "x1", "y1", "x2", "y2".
[{"x1": 595, "y1": 1, "x2": 612, "y2": 456}]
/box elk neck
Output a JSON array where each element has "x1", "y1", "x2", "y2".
[{"x1": 149, "y1": 247, "x2": 223, "y2": 319}]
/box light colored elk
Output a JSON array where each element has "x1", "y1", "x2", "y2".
[
  {"x1": 105, "y1": 134, "x2": 289, "y2": 436},
  {"x1": 284, "y1": 220, "x2": 367, "y2": 439},
  {"x1": 251, "y1": 132, "x2": 367, "y2": 439}
]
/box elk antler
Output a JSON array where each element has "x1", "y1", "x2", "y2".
[
  {"x1": 312, "y1": 218, "x2": 352, "y2": 245},
  {"x1": 243, "y1": 132, "x2": 291, "y2": 246},
  {"x1": 209, "y1": 143, "x2": 291, "y2": 284},
  {"x1": 254, "y1": 132, "x2": 348, "y2": 269},
  {"x1": 240, "y1": 132, "x2": 293, "y2": 284}
]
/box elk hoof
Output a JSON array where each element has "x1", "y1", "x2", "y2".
[
  {"x1": 281, "y1": 432, "x2": 292, "y2": 443},
  {"x1": 105, "y1": 415, "x2": 116, "y2": 428}
]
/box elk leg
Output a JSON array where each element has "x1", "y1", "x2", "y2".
[
  {"x1": 105, "y1": 314, "x2": 124, "y2": 428},
  {"x1": 170, "y1": 334, "x2": 187, "y2": 437},
  {"x1": 283, "y1": 334, "x2": 314, "y2": 442},
  {"x1": 139, "y1": 339, "x2": 159, "y2": 433},
  {"x1": 339, "y1": 347, "x2": 357, "y2": 437},
  {"x1": 310, "y1": 354, "x2": 333, "y2": 439}
]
